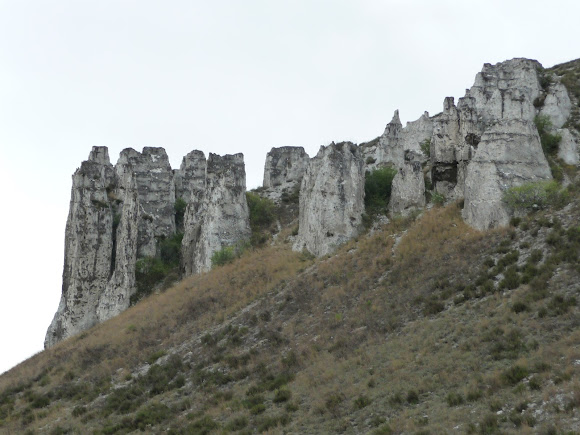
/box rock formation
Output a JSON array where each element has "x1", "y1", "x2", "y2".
[
  {"x1": 389, "y1": 154, "x2": 426, "y2": 216},
  {"x1": 293, "y1": 142, "x2": 365, "y2": 257},
  {"x1": 45, "y1": 148, "x2": 117, "y2": 348},
  {"x1": 174, "y1": 150, "x2": 207, "y2": 204},
  {"x1": 557, "y1": 128, "x2": 579, "y2": 165},
  {"x1": 261, "y1": 147, "x2": 310, "y2": 203},
  {"x1": 115, "y1": 147, "x2": 176, "y2": 258},
  {"x1": 361, "y1": 110, "x2": 433, "y2": 171},
  {"x1": 47, "y1": 147, "x2": 253, "y2": 347},
  {"x1": 182, "y1": 153, "x2": 251, "y2": 275},
  {"x1": 47, "y1": 57, "x2": 579, "y2": 347},
  {"x1": 463, "y1": 119, "x2": 552, "y2": 230}
]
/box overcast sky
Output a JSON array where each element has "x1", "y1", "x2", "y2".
[{"x1": 1, "y1": 0, "x2": 578, "y2": 375}]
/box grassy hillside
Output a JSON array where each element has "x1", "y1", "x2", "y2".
[{"x1": 2, "y1": 170, "x2": 580, "y2": 433}]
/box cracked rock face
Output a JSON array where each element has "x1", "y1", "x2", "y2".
[
  {"x1": 389, "y1": 159, "x2": 426, "y2": 216},
  {"x1": 174, "y1": 150, "x2": 207, "y2": 204},
  {"x1": 463, "y1": 119, "x2": 552, "y2": 230},
  {"x1": 45, "y1": 148, "x2": 116, "y2": 348},
  {"x1": 557, "y1": 128, "x2": 579, "y2": 165},
  {"x1": 182, "y1": 153, "x2": 251, "y2": 275},
  {"x1": 261, "y1": 146, "x2": 309, "y2": 203},
  {"x1": 116, "y1": 147, "x2": 176, "y2": 258},
  {"x1": 46, "y1": 146, "x2": 213, "y2": 348},
  {"x1": 362, "y1": 111, "x2": 433, "y2": 171},
  {"x1": 293, "y1": 142, "x2": 365, "y2": 257}
]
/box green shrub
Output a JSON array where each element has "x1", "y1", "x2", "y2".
[
  {"x1": 535, "y1": 115, "x2": 562, "y2": 155},
  {"x1": 502, "y1": 180, "x2": 564, "y2": 211},
  {"x1": 225, "y1": 415, "x2": 248, "y2": 431},
  {"x1": 132, "y1": 257, "x2": 171, "y2": 304},
  {"x1": 246, "y1": 192, "x2": 277, "y2": 246},
  {"x1": 133, "y1": 402, "x2": 172, "y2": 431},
  {"x1": 211, "y1": 242, "x2": 249, "y2": 267},
  {"x1": 406, "y1": 390, "x2": 419, "y2": 404},
  {"x1": 273, "y1": 388, "x2": 292, "y2": 403},
  {"x1": 446, "y1": 392, "x2": 464, "y2": 407},
  {"x1": 159, "y1": 233, "x2": 183, "y2": 266},
  {"x1": 431, "y1": 191, "x2": 445, "y2": 206},
  {"x1": 364, "y1": 167, "x2": 398, "y2": 214},
  {"x1": 501, "y1": 364, "x2": 529, "y2": 386},
  {"x1": 174, "y1": 197, "x2": 187, "y2": 229},
  {"x1": 353, "y1": 394, "x2": 371, "y2": 409},
  {"x1": 420, "y1": 138, "x2": 431, "y2": 156}
]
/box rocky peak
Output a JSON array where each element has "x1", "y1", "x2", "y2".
[{"x1": 88, "y1": 146, "x2": 112, "y2": 165}]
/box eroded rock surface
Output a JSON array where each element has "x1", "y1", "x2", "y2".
[
  {"x1": 182, "y1": 153, "x2": 251, "y2": 275},
  {"x1": 463, "y1": 120, "x2": 552, "y2": 230},
  {"x1": 293, "y1": 142, "x2": 365, "y2": 257},
  {"x1": 261, "y1": 147, "x2": 309, "y2": 203},
  {"x1": 45, "y1": 148, "x2": 116, "y2": 348},
  {"x1": 389, "y1": 157, "x2": 426, "y2": 216},
  {"x1": 174, "y1": 150, "x2": 207, "y2": 204},
  {"x1": 557, "y1": 128, "x2": 579, "y2": 165}
]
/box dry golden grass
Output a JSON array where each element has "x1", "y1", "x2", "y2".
[{"x1": 2, "y1": 195, "x2": 580, "y2": 434}]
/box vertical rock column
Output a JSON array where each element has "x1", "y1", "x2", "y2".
[
  {"x1": 45, "y1": 147, "x2": 116, "y2": 348},
  {"x1": 182, "y1": 153, "x2": 251, "y2": 275},
  {"x1": 293, "y1": 142, "x2": 365, "y2": 257},
  {"x1": 463, "y1": 119, "x2": 552, "y2": 230},
  {"x1": 115, "y1": 147, "x2": 176, "y2": 258},
  {"x1": 261, "y1": 146, "x2": 310, "y2": 203}
]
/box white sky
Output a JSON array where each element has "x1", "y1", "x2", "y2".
[{"x1": 1, "y1": 0, "x2": 578, "y2": 375}]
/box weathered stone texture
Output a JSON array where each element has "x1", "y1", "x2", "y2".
[
  {"x1": 182, "y1": 153, "x2": 251, "y2": 275},
  {"x1": 293, "y1": 142, "x2": 365, "y2": 257},
  {"x1": 261, "y1": 146, "x2": 309, "y2": 203},
  {"x1": 389, "y1": 159, "x2": 426, "y2": 216},
  {"x1": 45, "y1": 148, "x2": 116, "y2": 348},
  {"x1": 557, "y1": 128, "x2": 579, "y2": 165},
  {"x1": 174, "y1": 150, "x2": 207, "y2": 204},
  {"x1": 463, "y1": 120, "x2": 552, "y2": 230},
  {"x1": 116, "y1": 147, "x2": 176, "y2": 258},
  {"x1": 539, "y1": 81, "x2": 572, "y2": 129}
]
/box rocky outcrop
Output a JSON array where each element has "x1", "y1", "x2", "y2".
[
  {"x1": 557, "y1": 128, "x2": 579, "y2": 165},
  {"x1": 261, "y1": 147, "x2": 309, "y2": 203},
  {"x1": 115, "y1": 148, "x2": 176, "y2": 258},
  {"x1": 362, "y1": 111, "x2": 433, "y2": 171},
  {"x1": 174, "y1": 150, "x2": 207, "y2": 204},
  {"x1": 389, "y1": 157, "x2": 426, "y2": 216},
  {"x1": 96, "y1": 171, "x2": 139, "y2": 323},
  {"x1": 293, "y1": 142, "x2": 365, "y2": 257},
  {"x1": 465, "y1": 58, "x2": 542, "y2": 125},
  {"x1": 48, "y1": 147, "x2": 249, "y2": 348},
  {"x1": 539, "y1": 81, "x2": 572, "y2": 129},
  {"x1": 463, "y1": 119, "x2": 552, "y2": 230},
  {"x1": 182, "y1": 154, "x2": 251, "y2": 275},
  {"x1": 45, "y1": 148, "x2": 116, "y2": 348}
]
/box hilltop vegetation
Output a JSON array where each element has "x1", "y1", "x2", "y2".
[{"x1": 1, "y1": 163, "x2": 580, "y2": 433}]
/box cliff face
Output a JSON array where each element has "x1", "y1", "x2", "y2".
[
  {"x1": 181, "y1": 153, "x2": 251, "y2": 275},
  {"x1": 47, "y1": 57, "x2": 580, "y2": 346},
  {"x1": 293, "y1": 142, "x2": 365, "y2": 257},
  {"x1": 45, "y1": 149, "x2": 116, "y2": 348},
  {"x1": 46, "y1": 148, "x2": 251, "y2": 348}
]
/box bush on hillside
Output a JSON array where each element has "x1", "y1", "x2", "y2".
[
  {"x1": 364, "y1": 167, "x2": 398, "y2": 213},
  {"x1": 502, "y1": 180, "x2": 566, "y2": 211},
  {"x1": 246, "y1": 192, "x2": 277, "y2": 246},
  {"x1": 534, "y1": 115, "x2": 562, "y2": 155}
]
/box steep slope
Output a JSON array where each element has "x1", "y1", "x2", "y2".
[{"x1": 1, "y1": 166, "x2": 580, "y2": 433}]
